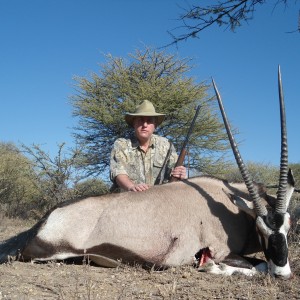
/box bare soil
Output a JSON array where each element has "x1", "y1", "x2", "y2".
[{"x1": 0, "y1": 218, "x2": 299, "y2": 300}]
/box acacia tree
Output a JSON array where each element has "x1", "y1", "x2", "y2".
[
  {"x1": 71, "y1": 47, "x2": 231, "y2": 179},
  {"x1": 169, "y1": 0, "x2": 299, "y2": 44}
]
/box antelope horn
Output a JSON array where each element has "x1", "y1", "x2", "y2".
[
  {"x1": 276, "y1": 65, "x2": 288, "y2": 214},
  {"x1": 212, "y1": 78, "x2": 268, "y2": 217}
]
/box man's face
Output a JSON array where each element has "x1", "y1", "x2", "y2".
[{"x1": 133, "y1": 116, "x2": 156, "y2": 142}]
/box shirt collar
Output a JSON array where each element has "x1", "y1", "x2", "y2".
[{"x1": 131, "y1": 135, "x2": 156, "y2": 150}]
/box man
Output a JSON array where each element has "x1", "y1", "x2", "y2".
[{"x1": 110, "y1": 100, "x2": 187, "y2": 192}]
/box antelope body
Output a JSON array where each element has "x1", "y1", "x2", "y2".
[
  {"x1": 0, "y1": 178, "x2": 261, "y2": 265},
  {"x1": 0, "y1": 67, "x2": 294, "y2": 279}
]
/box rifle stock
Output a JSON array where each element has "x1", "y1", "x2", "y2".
[
  {"x1": 169, "y1": 149, "x2": 187, "y2": 182},
  {"x1": 175, "y1": 148, "x2": 187, "y2": 168},
  {"x1": 169, "y1": 105, "x2": 200, "y2": 182}
]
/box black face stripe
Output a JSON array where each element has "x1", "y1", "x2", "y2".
[
  {"x1": 267, "y1": 233, "x2": 288, "y2": 267},
  {"x1": 273, "y1": 213, "x2": 285, "y2": 229},
  {"x1": 264, "y1": 213, "x2": 285, "y2": 231}
]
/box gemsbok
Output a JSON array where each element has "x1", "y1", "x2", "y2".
[{"x1": 0, "y1": 66, "x2": 294, "y2": 279}]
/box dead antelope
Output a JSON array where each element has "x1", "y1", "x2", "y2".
[{"x1": 0, "y1": 67, "x2": 294, "y2": 279}]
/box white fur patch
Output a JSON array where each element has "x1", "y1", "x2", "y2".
[{"x1": 198, "y1": 259, "x2": 268, "y2": 276}]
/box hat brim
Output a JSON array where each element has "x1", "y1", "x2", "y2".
[{"x1": 125, "y1": 113, "x2": 165, "y2": 127}]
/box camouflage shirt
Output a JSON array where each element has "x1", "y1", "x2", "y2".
[{"x1": 110, "y1": 134, "x2": 178, "y2": 189}]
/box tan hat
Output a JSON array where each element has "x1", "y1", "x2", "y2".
[{"x1": 125, "y1": 100, "x2": 165, "y2": 127}]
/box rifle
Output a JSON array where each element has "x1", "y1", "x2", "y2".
[{"x1": 170, "y1": 105, "x2": 201, "y2": 182}]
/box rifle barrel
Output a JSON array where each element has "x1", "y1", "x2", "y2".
[{"x1": 170, "y1": 105, "x2": 201, "y2": 180}]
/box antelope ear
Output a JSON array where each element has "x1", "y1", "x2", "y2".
[
  {"x1": 285, "y1": 168, "x2": 295, "y2": 210},
  {"x1": 223, "y1": 190, "x2": 256, "y2": 218}
]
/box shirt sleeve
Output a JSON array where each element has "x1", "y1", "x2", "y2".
[{"x1": 110, "y1": 139, "x2": 130, "y2": 182}]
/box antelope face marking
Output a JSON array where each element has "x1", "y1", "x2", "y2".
[{"x1": 257, "y1": 213, "x2": 292, "y2": 279}]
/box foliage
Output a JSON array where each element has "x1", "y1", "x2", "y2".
[
  {"x1": 73, "y1": 178, "x2": 109, "y2": 198},
  {"x1": 0, "y1": 142, "x2": 109, "y2": 219},
  {"x1": 222, "y1": 160, "x2": 279, "y2": 184},
  {"x1": 71, "y1": 46, "x2": 231, "y2": 178},
  {"x1": 21, "y1": 143, "x2": 80, "y2": 211},
  {"x1": 21, "y1": 143, "x2": 109, "y2": 213},
  {"x1": 168, "y1": 0, "x2": 299, "y2": 45},
  {"x1": 222, "y1": 161, "x2": 300, "y2": 190},
  {"x1": 0, "y1": 142, "x2": 40, "y2": 218}
]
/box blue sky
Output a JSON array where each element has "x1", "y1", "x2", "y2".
[{"x1": 0, "y1": 0, "x2": 299, "y2": 166}]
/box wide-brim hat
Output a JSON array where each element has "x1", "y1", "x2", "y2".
[{"x1": 125, "y1": 100, "x2": 165, "y2": 127}]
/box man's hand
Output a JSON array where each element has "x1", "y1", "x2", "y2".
[
  {"x1": 128, "y1": 183, "x2": 150, "y2": 192},
  {"x1": 171, "y1": 166, "x2": 187, "y2": 180},
  {"x1": 116, "y1": 174, "x2": 150, "y2": 192}
]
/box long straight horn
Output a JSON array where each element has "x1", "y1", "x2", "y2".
[
  {"x1": 212, "y1": 78, "x2": 268, "y2": 217},
  {"x1": 276, "y1": 65, "x2": 288, "y2": 214}
]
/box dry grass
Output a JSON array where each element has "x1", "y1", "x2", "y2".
[{"x1": 1, "y1": 261, "x2": 299, "y2": 299}]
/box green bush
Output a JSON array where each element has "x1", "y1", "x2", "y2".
[{"x1": 0, "y1": 142, "x2": 41, "y2": 218}]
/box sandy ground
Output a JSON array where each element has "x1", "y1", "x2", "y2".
[{"x1": 0, "y1": 218, "x2": 299, "y2": 300}]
